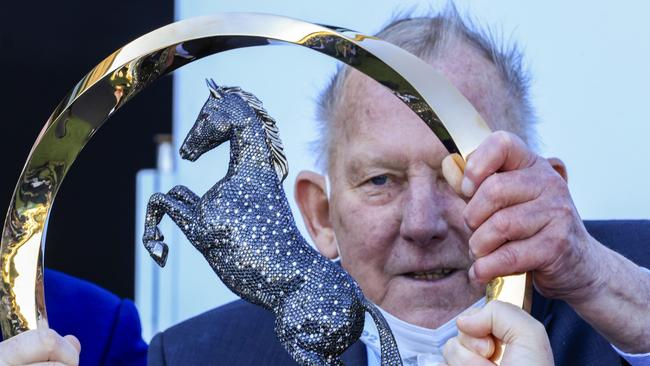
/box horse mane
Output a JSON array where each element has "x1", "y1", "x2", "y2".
[{"x1": 221, "y1": 85, "x2": 289, "y2": 182}]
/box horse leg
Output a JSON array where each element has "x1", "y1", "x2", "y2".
[
  {"x1": 142, "y1": 191, "x2": 195, "y2": 267},
  {"x1": 275, "y1": 295, "x2": 346, "y2": 366},
  {"x1": 275, "y1": 316, "x2": 343, "y2": 366},
  {"x1": 166, "y1": 185, "x2": 200, "y2": 205}
]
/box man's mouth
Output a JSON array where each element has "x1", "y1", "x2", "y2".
[{"x1": 406, "y1": 268, "x2": 457, "y2": 281}]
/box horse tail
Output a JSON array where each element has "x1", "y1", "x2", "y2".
[{"x1": 361, "y1": 298, "x2": 403, "y2": 366}]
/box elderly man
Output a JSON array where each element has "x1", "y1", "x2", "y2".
[{"x1": 149, "y1": 8, "x2": 650, "y2": 366}]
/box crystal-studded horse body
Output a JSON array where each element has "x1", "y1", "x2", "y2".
[{"x1": 142, "y1": 80, "x2": 402, "y2": 365}]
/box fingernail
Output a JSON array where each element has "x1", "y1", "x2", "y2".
[
  {"x1": 468, "y1": 265, "x2": 477, "y2": 282},
  {"x1": 461, "y1": 177, "x2": 475, "y2": 197}
]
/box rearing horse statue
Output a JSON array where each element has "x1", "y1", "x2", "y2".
[{"x1": 142, "y1": 79, "x2": 402, "y2": 366}]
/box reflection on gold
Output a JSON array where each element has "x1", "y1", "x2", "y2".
[
  {"x1": 1, "y1": 205, "x2": 48, "y2": 335},
  {"x1": 110, "y1": 66, "x2": 134, "y2": 106},
  {"x1": 352, "y1": 34, "x2": 379, "y2": 42},
  {"x1": 1, "y1": 15, "x2": 529, "y2": 363},
  {"x1": 487, "y1": 272, "x2": 533, "y2": 364},
  {"x1": 487, "y1": 273, "x2": 532, "y2": 311}
]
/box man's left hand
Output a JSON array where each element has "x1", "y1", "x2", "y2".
[
  {"x1": 451, "y1": 131, "x2": 602, "y2": 302},
  {"x1": 442, "y1": 130, "x2": 650, "y2": 354}
]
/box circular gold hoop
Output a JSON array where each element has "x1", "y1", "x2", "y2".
[{"x1": 0, "y1": 13, "x2": 527, "y2": 340}]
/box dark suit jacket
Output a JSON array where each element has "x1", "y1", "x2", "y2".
[
  {"x1": 149, "y1": 220, "x2": 650, "y2": 365},
  {"x1": 43, "y1": 269, "x2": 147, "y2": 366}
]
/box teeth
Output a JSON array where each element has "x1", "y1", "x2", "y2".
[{"x1": 410, "y1": 269, "x2": 454, "y2": 280}]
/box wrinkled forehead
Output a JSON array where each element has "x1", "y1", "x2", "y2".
[
  {"x1": 326, "y1": 72, "x2": 443, "y2": 177},
  {"x1": 329, "y1": 43, "x2": 509, "y2": 167}
]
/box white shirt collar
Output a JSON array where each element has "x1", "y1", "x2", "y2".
[{"x1": 360, "y1": 297, "x2": 487, "y2": 366}]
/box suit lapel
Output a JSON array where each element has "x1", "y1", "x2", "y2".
[{"x1": 341, "y1": 341, "x2": 367, "y2": 365}]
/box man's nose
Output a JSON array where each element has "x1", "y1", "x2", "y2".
[{"x1": 399, "y1": 179, "x2": 449, "y2": 245}]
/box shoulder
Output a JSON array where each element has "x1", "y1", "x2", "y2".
[
  {"x1": 149, "y1": 300, "x2": 297, "y2": 365},
  {"x1": 584, "y1": 220, "x2": 650, "y2": 266},
  {"x1": 45, "y1": 269, "x2": 120, "y2": 310},
  {"x1": 44, "y1": 269, "x2": 147, "y2": 366},
  {"x1": 149, "y1": 300, "x2": 367, "y2": 366},
  {"x1": 156, "y1": 299, "x2": 277, "y2": 344},
  {"x1": 45, "y1": 269, "x2": 122, "y2": 335},
  {"x1": 175, "y1": 298, "x2": 273, "y2": 326}
]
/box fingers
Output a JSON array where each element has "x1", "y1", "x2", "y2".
[
  {"x1": 463, "y1": 167, "x2": 546, "y2": 231},
  {"x1": 0, "y1": 329, "x2": 80, "y2": 366},
  {"x1": 469, "y1": 236, "x2": 547, "y2": 284},
  {"x1": 454, "y1": 301, "x2": 554, "y2": 366},
  {"x1": 457, "y1": 331, "x2": 496, "y2": 358},
  {"x1": 443, "y1": 337, "x2": 495, "y2": 366},
  {"x1": 462, "y1": 131, "x2": 538, "y2": 198},
  {"x1": 457, "y1": 301, "x2": 546, "y2": 343},
  {"x1": 468, "y1": 200, "x2": 549, "y2": 259},
  {"x1": 441, "y1": 153, "x2": 465, "y2": 196}
]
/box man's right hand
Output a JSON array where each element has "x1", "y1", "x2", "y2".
[
  {"x1": 443, "y1": 300, "x2": 553, "y2": 366},
  {"x1": 0, "y1": 329, "x2": 80, "y2": 365}
]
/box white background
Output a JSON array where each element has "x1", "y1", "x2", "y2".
[{"x1": 136, "y1": 0, "x2": 650, "y2": 338}]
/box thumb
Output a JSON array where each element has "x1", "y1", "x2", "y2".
[{"x1": 442, "y1": 153, "x2": 465, "y2": 196}]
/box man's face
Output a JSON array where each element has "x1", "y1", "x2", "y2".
[{"x1": 327, "y1": 61, "x2": 498, "y2": 328}]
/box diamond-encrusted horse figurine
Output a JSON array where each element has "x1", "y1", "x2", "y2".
[{"x1": 142, "y1": 79, "x2": 402, "y2": 366}]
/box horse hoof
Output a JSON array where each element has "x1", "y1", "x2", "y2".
[
  {"x1": 147, "y1": 241, "x2": 169, "y2": 267},
  {"x1": 154, "y1": 227, "x2": 165, "y2": 241}
]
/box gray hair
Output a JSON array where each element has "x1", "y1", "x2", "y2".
[{"x1": 313, "y1": 4, "x2": 537, "y2": 172}]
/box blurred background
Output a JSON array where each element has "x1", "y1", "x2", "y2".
[{"x1": 1, "y1": 0, "x2": 648, "y2": 341}]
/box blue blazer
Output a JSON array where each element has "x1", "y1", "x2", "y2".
[
  {"x1": 148, "y1": 220, "x2": 649, "y2": 366},
  {"x1": 41, "y1": 269, "x2": 147, "y2": 366}
]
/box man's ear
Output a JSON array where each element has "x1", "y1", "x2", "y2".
[
  {"x1": 294, "y1": 171, "x2": 339, "y2": 259},
  {"x1": 548, "y1": 157, "x2": 568, "y2": 182}
]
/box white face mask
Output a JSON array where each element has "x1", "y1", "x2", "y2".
[{"x1": 360, "y1": 298, "x2": 486, "y2": 366}]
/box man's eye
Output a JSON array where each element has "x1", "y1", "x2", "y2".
[{"x1": 369, "y1": 175, "x2": 388, "y2": 186}]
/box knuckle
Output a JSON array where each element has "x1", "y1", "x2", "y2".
[
  {"x1": 549, "y1": 229, "x2": 571, "y2": 253},
  {"x1": 494, "y1": 130, "x2": 514, "y2": 150},
  {"x1": 492, "y1": 212, "x2": 511, "y2": 238},
  {"x1": 498, "y1": 246, "x2": 519, "y2": 269},
  {"x1": 547, "y1": 172, "x2": 567, "y2": 190},
  {"x1": 558, "y1": 202, "x2": 574, "y2": 217},
  {"x1": 37, "y1": 328, "x2": 59, "y2": 352},
  {"x1": 483, "y1": 175, "x2": 503, "y2": 202}
]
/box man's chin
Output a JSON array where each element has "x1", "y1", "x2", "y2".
[{"x1": 380, "y1": 271, "x2": 484, "y2": 328}]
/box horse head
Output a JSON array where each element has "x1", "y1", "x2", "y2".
[{"x1": 179, "y1": 79, "x2": 245, "y2": 161}]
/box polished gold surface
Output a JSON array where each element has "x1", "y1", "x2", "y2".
[
  {"x1": 0, "y1": 13, "x2": 529, "y2": 351},
  {"x1": 487, "y1": 272, "x2": 533, "y2": 363},
  {"x1": 486, "y1": 272, "x2": 533, "y2": 311}
]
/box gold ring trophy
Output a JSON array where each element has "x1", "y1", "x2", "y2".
[{"x1": 0, "y1": 13, "x2": 531, "y2": 364}]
